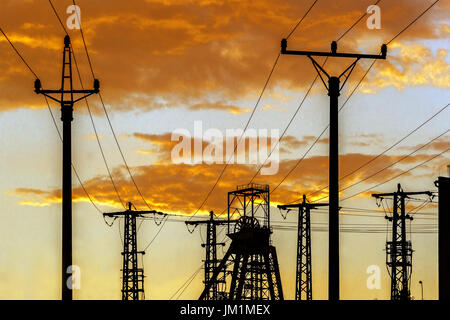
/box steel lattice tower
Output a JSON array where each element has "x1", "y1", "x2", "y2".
[
  {"x1": 278, "y1": 195, "x2": 328, "y2": 300},
  {"x1": 200, "y1": 184, "x2": 283, "y2": 300},
  {"x1": 104, "y1": 202, "x2": 167, "y2": 300},
  {"x1": 121, "y1": 203, "x2": 144, "y2": 300},
  {"x1": 186, "y1": 211, "x2": 227, "y2": 300},
  {"x1": 372, "y1": 184, "x2": 432, "y2": 300}
]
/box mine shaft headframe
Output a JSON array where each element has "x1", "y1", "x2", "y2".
[
  {"x1": 281, "y1": 39, "x2": 387, "y2": 60},
  {"x1": 227, "y1": 183, "x2": 271, "y2": 233}
]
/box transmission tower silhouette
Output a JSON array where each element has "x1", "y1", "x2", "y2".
[
  {"x1": 278, "y1": 195, "x2": 328, "y2": 300},
  {"x1": 103, "y1": 202, "x2": 167, "y2": 300},
  {"x1": 186, "y1": 211, "x2": 229, "y2": 300},
  {"x1": 372, "y1": 184, "x2": 432, "y2": 300}
]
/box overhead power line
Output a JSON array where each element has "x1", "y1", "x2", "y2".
[
  {"x1": 71, "y1": 41, "x2": 126, "y2": 209},
  {"x1": 336, "y1": 0, "x2": 383, "y2": 41},
  {"x1": 47, "y1": 0, "x2": 126, "y2": 209},
  {"x1": 271, "y1": 0, "x2": 443, "y2": 197},
  {"x1": 386, "y1": 0, "x2": 440, "y2": 45},
  {"x1": 308, "y1": 103, "x2": 449, "y2": 198},
  {"x1": 0, "y1": 25, "x2": 102, "y2": 214},
  {"x1": 285, "y1": 0, "x2": 320, "y2": 40},
  {"x1": 341, "y1": 147, "x2": 449, "y2": 202},
  {"x1": 253, "y1": 1, "x2": 386, "y2": 190},
  {"x1": 48, "y1": 0, "x2": 154, "y2": 210},
  {"x1": 188, "y1": 53, "x2": 281, "y2": 221},
  {"x1": 0, "y1": 28, "x2": 38, "y2": 78},
  {"x1": 312, "y1": 129, "x2": 449, "y2": 203},
  {"x1": 69, "y1": 0, "x2": 153, "y2": 210}
]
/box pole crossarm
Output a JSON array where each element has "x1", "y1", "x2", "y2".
[
  {"x1": 185, "y1": 211, "x2": 230, "y2": 226},
  {"x1": 104, "y1": 210, "x2": 167, "y2": 218},
  {"x1": 278, "y1": 201, "x2": 329, "y2": 211},
  {"x1": 35, "y1": 88, "x2": 99, "y2": 104},
  {"x1": 281, "y1": 39, "x2": 386, "y2": 93},
  {"x1": 281, "y1": 39, "x2": 387, "y2": 60},
  {"x1": 373, "y1": 191, "x2": 433, "y2": 199}
]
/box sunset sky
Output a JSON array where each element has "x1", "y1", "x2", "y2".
[{"x1": 0, "y1": 0, "x2": 449, "y2": 300}]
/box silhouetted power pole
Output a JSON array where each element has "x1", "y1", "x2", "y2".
[
  {"x1": 372, "y1": 184, "x2": 432, "y2": 300},
  {"x1": 278, "y1": 195, "x2": 328, "y2": 300},
  {"x1": 435, "y1": 169, "x2": 450, "y2": 300},
  {"x1": 186, "y1": 211, "x2": 228, "y2": 300},
  {"x1": 281, "y1": 39, "x2": 387, "y2": 300},
  {"x1": 104, "y1": 202, "x2": 167, "y2": 300},
  {"x1": 34, "y1": 35, "x2": 99, "y2": 301}
]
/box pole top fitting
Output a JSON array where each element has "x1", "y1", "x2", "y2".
[
  {"x1": 381, "y1": 44, "x2": 387, "y2": 58},
  {"x1": 94, "y1": 79, "x2": 100, "y2": 93},
  {"x1": 64, "y1": 35, "x2": 71, "y2": 47},
  {"x1": 331, "y1": 41, "x2": 337, "y2": 54},
  {"x1": 34, "y1": 78, "x2": 41, "y2": 93},
  {"x1": 281, "y1": 38, "x2": 287, "y2": 53}
]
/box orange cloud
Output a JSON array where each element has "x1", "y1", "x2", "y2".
[
  {"x1": 361, "y1": 43, "x2": 450, "y2": 93},
  {"x1": 11, "y1": 147, "x2": 448, "y2": 215},
  {"x1": 188, "y1": 101, "x2": 250, "y2": 114},
  {"x1": 1, "y1": 0, "x2": 448, "y2": 112}
]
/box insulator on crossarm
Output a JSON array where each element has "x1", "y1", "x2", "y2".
[
  {"x1": 281, "y1": 38, "x2": 287, "y2": 53},
  {"x1": 331, "y1": 41, "x2": 337, "y2": 54},
  {"x1": 94, "y1": 79, "x2": 100, "y2": 92},
  {"x1": 64, "y1": 35, "x2": 70, "y2": 47},
  {"x1": 34, "y1": 78, "x2": 41, "y2": 93},
  {"x1": 381, "y1": 44, "x2": 387, "y2": 58}
]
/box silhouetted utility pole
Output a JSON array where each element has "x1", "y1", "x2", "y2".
[
  {"x1": 435, "y1": 169, "x2": 450, "y2": 300},
  {"x1": 372, "y1": 184, "x2": 432, "y2": 300},
  {"x1": 34, "y1": 35, "x2": 99, "y2": 301},
  {"x1": 104, "y1": 202, "x2": 167, "y2": 300},
  {"x1": 186, "y1": 211, "x2": 228, "y2": 300},
  {"x1": 281, "y1": 39, "x2": 387, "y2": 300},
  {"x1": 278, "y1": 195, "x2": 328, "y2": 300}
]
